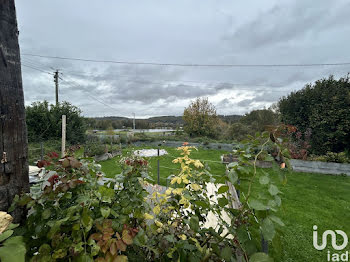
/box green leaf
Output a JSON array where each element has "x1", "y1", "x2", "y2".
[
  {"x1": 73, "y1": 253, "x2": 94, "y2": 262},
  {"x1": 269, "y1": 215, "x2": 285, "y2": 226},
  {"x1": 227, "y1": 162, "x2": 238, "y2": 168},
  {"x1": 220, "y1": 246, "x2": 232, "y2": 261},
  {"x1": 189, "y1": 216, "x2": 199, "y2": 232},
  {"x1": 268, "y1": 184, "x2": 279, "y2": 196},
  {"x1": 0, "y1": 230, "x2": 13, "y2": 242},
  {"x1": 259, "y1": 175, "x2": 270, "y2": 185},
  {"x1": 6, "y1": 224, "x2": 19, "y2": 230},
  {"x1": 100, "y1": 207, "x2": 111, "y2": 218},
  {"x1": 274, "y1": 196, "x2": 281, "y2": 207},
  {"x1": 52, "y1": 249, "x2": 67, "y2": 259},
  {"x1": 249, "y1": 199, "x2": 267, "y2": 211},
  {"x1": 38, "y1": 244, "x2": 51, "y2": 255},
  {"x1": 228, "y1": 170, "x2": 238, "y2": 184},
  {"x1": 250, "y1": 252, "x2": 273, "y2": 262},
  {"x1": 194, "y1": 200, "x2": 209, "y2": 209},
  {"x1": 165, "y1": 234, "x2": 176, "y2": 243},
  {"x1": 81, "y1": 208, "x2": 93, "y2": 232},
  {"x1": 218, "y1": 197, "x2": 229, "y2": 207},
  {"x1": 74, "y1": 242, "x2": 84, "y2": 253},
  {"x1": 237, "y1": 226, "x2": 249, "y2": 243},
  {"x1": 0, "y1": 243, "x2": 26, "y2": 262},
  {"x1": 261, "y1": 218, "x2": 275, "y2": 241},
  {"x1": 42, "y1": 209, "x2": 51, "y2": 220},
  {"x1": 218, "y1": 185, "x2": 229, "y2": 194},
  {"x1": 3, "y1": 236, "x2": 24, "y2": 245},
  {"x1": 98, "y1": 186, "x2": 115, "y2": 203},
  {"x1": 133, "y1": 228, "x2": 147, "y2": 246}
]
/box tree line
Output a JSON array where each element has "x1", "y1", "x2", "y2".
[{"x1": 25, "y1": 74, "x2": 350, "y2": 156}]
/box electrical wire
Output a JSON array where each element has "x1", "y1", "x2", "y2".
[
  {"x1": 21, "y1": 63, "x2": 54, "y2": 75},
  {"x1": 59, "y1": 76, "x2": 120, "y2": 112},
  {"x1": 22, "y1": 53, "x2": 350, "y2": 68}
]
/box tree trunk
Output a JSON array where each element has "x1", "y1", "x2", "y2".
[{"x1": 0, "y1": 0, "x2": 29, "y2": 223}]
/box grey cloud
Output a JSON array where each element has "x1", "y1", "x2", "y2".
[{"x1": 16, "y1": 0, "x2": 350, "y2": 117}]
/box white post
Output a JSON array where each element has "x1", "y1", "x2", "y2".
[{"x1": 61, "y1": 115, "x2": 66, "y2": 157}]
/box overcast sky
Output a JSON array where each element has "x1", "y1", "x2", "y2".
[{"x1": 16, "y1": 0, "x2": 350, "y2": 118}]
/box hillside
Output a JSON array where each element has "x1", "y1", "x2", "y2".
[{"x1": 87, "y1": 115, "x2": 242, "y2": 129}]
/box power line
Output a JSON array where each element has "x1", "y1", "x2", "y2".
[
  {"x1": 22, "y1": 57, "x2": 54, "y2": 70},
  {"x1": 59, "y1": 76, "x2": 120, "y2": 111},
  {"x1": 22, "y1": 53, "x2": 350, "y2": 68},
  {"x1": 21, "y1": 63, "x2": 54, "y2": 75}
]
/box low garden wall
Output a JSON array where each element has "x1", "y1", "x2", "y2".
[
  {"x1": 290, "y1": 159, "x2": 350, "y2": 176},
  {"x1": 133, "y1": 140, "x2": 234, "y2": 151}
]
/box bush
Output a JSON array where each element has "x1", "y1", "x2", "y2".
[
  {"x1": 84, "y1": 141, "x2": 106, "y2": 157},
  {"x1": 309, "y1": 152, "x2": 350, "y2": 163},
  {"x1": 13, "y1": 131, "x2": 288, "y2": 261},
  {"x1": 26, "y1": 101, "x2": 87, "y2": 144},
  {"x1": 279, "y1": 75, "x2": 350, "y2": 154}
]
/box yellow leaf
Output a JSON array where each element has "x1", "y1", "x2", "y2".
[
  {"x1": 165, "y1": 188, "x2": 173, "y2": 195},
  {"x1": 173, "y1": 188, "x2": 183, "y2": 195},
  {"x1": 153, "y1": 205, "x2": 161, "y2": 215},
  {"x1": 144, "y1": 213, "x2": 154, "y2": 220},
  {"x1": 170, "y1": 177, "x2": 178, "y2": 185},
  {"x1": 177, "y1": 177, "x2": 182, "y2": 184},
  {"x1": 190, "y1": 183, "x2": 201, "y2": 191},
  {"x1": 155, "y1": 220, "x2": 163, "y2": 228},
  {"x1": 179, "y1": 234, "x2": 187, "y2": 240},
  {"x1": 194, "y1": 160, "x2": 204, "y2": 168}
]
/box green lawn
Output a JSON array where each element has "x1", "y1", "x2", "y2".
[
  {"x1": 252, "y1": 169, "x2": 350, "y2": 261},
  {"x1": 97, "y1": 146, "x2": 350, "y2": 261},
  {"x1": 99, "y1": 146, "x2": 228, "y2": 185}
]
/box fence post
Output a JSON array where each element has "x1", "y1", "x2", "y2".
[
  {"x1": 61, "y1": 115, "x2": 66, "y2": 157},
  {"x1": 157, "y1": 147, "x2": 160, "y2": 184},
  {"x1": 261, "y1": 235, "x2": 269, "y2": 254},
  {"x1": 40, "y1": 142, "x2": 44, "y2": 161}
]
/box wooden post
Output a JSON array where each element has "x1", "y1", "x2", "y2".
[
  {"x1": 61, "y1": 115, "x2": 66, "y2": 157},
  {"x1": 0, "y1": 0, "x2": 29, "y2": 223},
  {"x1": 157, "y1": 147, "x2": 160, "y2": 184}
]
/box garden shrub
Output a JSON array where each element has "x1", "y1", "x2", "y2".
[
  {"x1": 12, "y1": 130, "x2": 288, "y2": 261},
  {"x1": 309, "y1": 152, "x2": 350, "y2": 163},
  {"x1": 84, "y1": 141, "x2": 107, "y2": 157}
]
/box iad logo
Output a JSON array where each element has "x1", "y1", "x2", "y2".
[{"x1": 313, "y1": 225, "x2": 349, "y2": 261}]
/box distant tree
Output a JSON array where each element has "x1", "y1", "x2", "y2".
[
  {"x1": 240, "y1": 109, "x2": 280, "y2": 132},
  {"x1": 26, "y1": 101, "x2": 87, "y2": 144},
  {"x1": 106, "y1": 125, "x2": 115, "y2": 136},
  {"x1": 278, "y1": 75, "x2": 350, "y2": 154},
  {"x1": 183, "y1": 97, "x2": 219, "y2": 137},
  {"x1": 227, "y1": 122, "x2": 253, "y2": 141}
]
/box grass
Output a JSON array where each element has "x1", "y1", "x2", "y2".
[
  {"x1": 251, "y1": 169, "x2": 350, "y2": 261},
  {"x1": 97, "y1": 145, "x2": 350, "y2": 261},
  {"x1": 99, "y1": 146, "x2": 228, "y2": 185}
]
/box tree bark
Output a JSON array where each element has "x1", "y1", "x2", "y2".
[{"x1": 0, "y1": 0, "x2": 29, "y2": 223}]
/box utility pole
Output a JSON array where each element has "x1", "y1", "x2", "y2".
[
  {"x1": 61, "y1": 115, "x2": 66, "y2": 157},
  {"x1": 0, "y1": 0, "x2": 29, "y2": 222},
  {"x1": 132, "y1": 112, "x2": 136, "y2": 131},
  {"x1": 54, "y1": 70, "x2": 59, "y2": 105}
]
